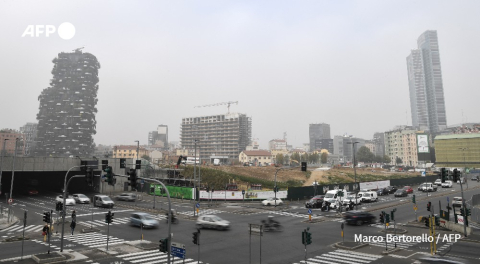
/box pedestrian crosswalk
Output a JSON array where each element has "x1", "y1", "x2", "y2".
[
  {"x1": 64, "y1": 232, "x2": 125, "y2": 248},
  {"x1": 178, "y1": 209, "x2": 224, "y2": 217},
  {"x1": 78, "y1": 217, "x2": 131, "y2": 227},
  {"x1": 0, "y1": 224, "x2": 44, "y2": 233},
  {"x1": 117, "y1": 249, "x2": 203, "y2": 264},
  {"x1": 266, "y1": 211, "x2": 316, "y2": 219},
  {"x1": 30, "y1": 238, "x2": 61, "y2": 250},
  {"x1": 368, "y1": 239, "x2": 418, "y2": 250},
  {"x1": 437, "y1": 241, "x2": 454, "y2": 253},
  {"x1": 292, "y1": 249, "x2": 382, "y2": 264}
]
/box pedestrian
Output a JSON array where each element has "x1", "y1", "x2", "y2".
[
  {"x1": 70, "y1": 220, "x2": 76, "y2": 235},
  {"x1": 71, "y1": 210, "x2": 76, "y2": 222},
  {"x1": 42, "y1": 224, "x2": 49, "y2": 242}
]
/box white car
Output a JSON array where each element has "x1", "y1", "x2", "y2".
[
  {"x1": 56, "y1": 195, "x2": 76, "y2": 206},
  {"x1": 452, "y1": 197, "x2": 463, "y2": 207},
  {"x1": 262, "y1": 198, "x2": 283, "y2": 206},
  {"x1": 434, "y1": 179, "x2": 442, "y2": 186},
  {"x1": 72, "y1": 194, "x2": 90, "y2": 204},
  {"x1": 196, "y1": 215, "x2": 230, "y2": 230},
  {"x1": 342, "y1": 195, "x2": 361, "y2": 205},
  {"x1": 441, "y1": 181, "x2": 452, "y2": 188}
]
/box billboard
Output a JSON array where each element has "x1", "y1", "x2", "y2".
[{"x1": 417, "y1": 134, "x2": 430, "y2": 153}]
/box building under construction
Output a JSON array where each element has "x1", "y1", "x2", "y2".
[
  {"x1": 35, "y1": 49, "x2": 100, "y2": 157},
  {"x1": 180, "y1": 113, "x2": 252, "y2": 163}
]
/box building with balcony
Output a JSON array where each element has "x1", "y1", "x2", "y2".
[{"x1": 384, "y1": 126, "x2": 419, "y2": 166}]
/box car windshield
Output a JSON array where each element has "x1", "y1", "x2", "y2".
[
  {"x1": 141, "y1": 215, "x2": 154, "y2": 220},
  {"x1": 324, "y1": 193, "x2": 335, "y2": 198},
  {"x1": 103, "y1": 197, "x2": 113, "y2": 202},
  {"x1": 453, "y1": 198, "x2": 462, "y2": 201},
  {"x1": 211, "y1": 216, "x2": 223, "y2": 221},
  {"x1": 346, "y1": 195, "x2": 356, "y2": 199},
  {"x1": 78, "y1": 194, "x2": 88, "y2": 198},
  {"x1": 395, "y1": 190, "x2": 402, "y2": 193},
  {"x1": 403, "y1": 186, "x2": 410, "y2": 189}
]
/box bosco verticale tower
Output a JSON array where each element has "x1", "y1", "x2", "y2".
[{"x1": 35, "y1": 48, "x2": 100, "y2": 157}]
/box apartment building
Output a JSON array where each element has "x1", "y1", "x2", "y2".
[
  {"x1": 113, "y1": 145, "x2": 149, "y2": 159},
  {"x1": 384, "y1": 126, "x2": 419, "y2": 166}
]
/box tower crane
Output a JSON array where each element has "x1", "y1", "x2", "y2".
[{"x1": 194, "y1": 101, "x2": 238, "y2": 113}]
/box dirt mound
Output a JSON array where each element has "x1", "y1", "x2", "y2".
[{"x1": 214, "y1": 165, "x2": 308, "y2": 183}]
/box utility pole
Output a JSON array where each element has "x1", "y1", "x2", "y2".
[
  {"x1": 9, "y1": 138, "x2": 19, "y2": 200},
  {"x1": 135, "y1": 140, "x2": 140, "y2": 161},
  {"x1": 347, "y1": 139, "x2": 359, "y2": 210}
]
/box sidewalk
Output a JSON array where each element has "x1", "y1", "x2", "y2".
[{"x1": 0, "y1": 212, "x2": 19, "y2": 230}]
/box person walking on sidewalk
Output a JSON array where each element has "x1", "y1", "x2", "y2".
[
  {"x1": 70, "y1": 220, "x2": 76, "y2": 235},
  {"x1": 71, "y1": 210, "x2": 76, "y2": 222}
]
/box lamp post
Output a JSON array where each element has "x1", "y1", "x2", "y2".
[
  {"x1": 459, "y1": 147, "x2": 468, "y2": 189},
  {"x1": 0, "y1": 139, "x2": 9, "y2": 195},
  {"x1": 135, "y1": 140, "x2": 140, "y2": 161},
  {"x1": 9, "y1": 138, "x2": 20, "y2": 200},
  {"x1": 347, "y1": 140, "x2": 359, "y2": 210}
]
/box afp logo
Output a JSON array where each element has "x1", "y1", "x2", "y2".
[{"x1": 22, "y1": 22, "x2": 75, "y2": 40}]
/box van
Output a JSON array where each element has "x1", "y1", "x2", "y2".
[
  {"x1": 323, "y1": 189, "x2": 345, "y2": 209},
  {"x1": 93, "y1": 195, "x2": 115, "y2": 208},
  {"x1": 360, "y1": 191, "x2": 377, "y2": 202}
]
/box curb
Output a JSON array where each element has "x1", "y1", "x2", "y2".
[
  {"x1": 379, "y1": 228, "x2": 408, "y2": 234},
  {"x1": 333, "y1": 242, "x2": 368, "y2": 250}
]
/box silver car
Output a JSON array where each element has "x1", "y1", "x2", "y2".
[
  {"x1": 72, "y1": 194, "x2": 90, "y2": 204},
  {"x1": 196, "y1": 215, "x2": 230, "y2": 230},
  {"x1": 115, "y1": 193, "x2": 136, "y2": 202},
  {"x1": 130, "y1": 212, "x2": 159, "y2": 228}
]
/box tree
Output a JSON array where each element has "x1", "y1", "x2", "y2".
[
  {"x1": 374, "y1": 155, "x2": 383, "y2": 163},
  {"x1": 396, "y1": 157, "x2": 403, "y2": 165},
  {"x1": 383, "y1": 155, "x2": 391, "y2": 164},
  {"x1": 141, "y1": 154, "x2": 151, "y2": 161},
  {"x1": 356, "y1": 146, "x2": 375, "y2": 163},
  {"x1": 321, "y1": 152, "x2": 328, "y2": 164},
  {"x1": 290, "y1": 153, "x2": 300, "y2": 164},
  {"x1": 276, "y1": 154, "x2": 284, "y2": 165}
]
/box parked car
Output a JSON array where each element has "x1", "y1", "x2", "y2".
[
  {"x1": 56, "y1": 195, "x2": 76, "y2": 206},
  {"x1": 418, "y1": 183, "x2": 426, "y2": 191},
  {"x1": 385, "y1": 186, "x2": 398, "y2": 194},
  {"x1": 262, "y1": 197, "x2": 283, "y2": 206},
  {"x1": 115, "y1": 193, "x2": 136, "y2": 202},
  {"x1": 421, "y1": 183, "x2": 438, "y2": 192},
  {"x1": 441, "y1": 181, "x2": 452, "y2": 188},
  {"x1": 343, "y1": 211, "x2": 376, "y2": 226},
  {"x1": 72, "y1": 194, "x2": 90, "y2": 204},
  {"x1": 130, "y1": 212, "x2": 159, "y2": 228},
  {"x1": 434, "y1": 179, "x2": 442, "y2": 186},
  {"x1": 394, "y1": 189, "x2": 408, "y2": 197},
  {"x1": 403, "y1": 186, "x2": 413, "y2": 194},
  {"x1": 376, "y1": 188, "x2": 389, "y2": 196},
  {"x1": 93, "y1": 195, "x2": 114, "y2": 208},
  {"x1": 196, "y1": 215, "x2": 230, "y2": 230},
  {"x1": 305, "y1": 195, "x2": 324, "y2": 208},
  {"x1": 452, "y1": 197, "x2": 463, "y2": 207},
  {"x1": 361, "y1": 191, "x2": 378, "y2": 202}
]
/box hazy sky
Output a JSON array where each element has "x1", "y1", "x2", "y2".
[{"x1": 1, "y1": 0, "x2": 480, "y2": 149}]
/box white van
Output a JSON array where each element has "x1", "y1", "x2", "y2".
[
  {"x1": 323, "y1": 189, "x2": 345, "y2": 209},
  {"x1": 93, "y1": 195, "x2": 115, "y2": 208},
  {"x1": 360, "y1": 191, "x2": 378, "y2": 202}
]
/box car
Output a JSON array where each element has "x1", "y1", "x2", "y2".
[
  {"x1": 421, "y1": 183, "x2": 438, "y2": 192},
  {"x1": 343, "y1": 210, "x2": 376, "y2": 226},
  {"x1": 130, "y1": 212, "x2": 159, "y2": 228},
  {"x1": 434, "y1": 179, "x2": 442, "y2": 186},
  {"x1": 376, "y1": 188, "x2": 389, "y2": 196},
  {"x1": 305, "y1": 195, "x2": 324, "y2": 208},
  {"x1": 115, "y1": 193, "x2": 136, "y2": 202},
  {"x1": 361, "y1": 191, "x2": 378, "y2": 202},
  {"x1": 403, "y1": 186, "x2": 413, "y2": 194},
  {"x1": 471, "y1": 174, "x2": 479, "y2": 181},
  {"x1": 24, "y1": 188, "x2": 38, "y2": 196},
  {"x1": 262, "y1": 197, "x2": 283, "y2": 206},
  {"x1": 385, "y1": 186, "x2": 398, "y2": 194},
  {"x1": 456, "y1": 177, "x2": 466, "y2": 184},
  {"x1": 196, "y1": 215, "x2": 230, "y2": 230},
  {"x1": 394, "y1": 189, "x2": 408, "y2": 197},
  {"x1": 441, "y1": 181, "x2": 452, "y2": 188},
  {"x1": 72, "y1": 194, "x2": 90, "y2": 204},
  {"x1": 56, "y1": 195, "x2": 76, "y2": 205},
  {"x1": 342, "y1": 194, "x2": 361, "y2": 205},
  {"x1": 93, "y1": 195, "x2": 115, "y2": 208},
  {"x1": 452, "y1": 197, "x2": 463, "y2": 207},
  {"x1": 418, "y1": 183, "x2": 426, "y2": 191}
]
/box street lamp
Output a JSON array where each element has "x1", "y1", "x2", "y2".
[
  {"x1": 459, "y1": 147, "x2": 468, "y2": 189},
  {"x1": 0, "y1": 139, "x2": 9, "y2": 195},
  {"x1": 347, "y1": 140, "x2": 359, "y2": 210},
  {"x1": 135, "y1": 140, "x2": 140, "y2": 161}
]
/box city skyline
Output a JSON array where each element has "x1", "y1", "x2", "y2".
[{"x1": 1, "y1": 1, "x2": 480, "y2": 149}]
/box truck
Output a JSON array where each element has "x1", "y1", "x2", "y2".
[{"x1": 213, "y1": 159, "x2": 220, "y2": 166}]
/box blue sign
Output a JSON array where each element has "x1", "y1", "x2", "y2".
[
  {"x1": 141, "y1": 179, "x2": 145, "y2": 184},
  {"x1": 196, "y1": 203, "x2": 200, "y2": 208},
  {"x1": 171, "y1": 243, "x2": 185, "y2": 259},
  {"x1": 447, "y1": 197, "x2": 450, "y2": 203},
  {"x1": 308, "y1": 209, "x2": 312, "y2": 215},
  {"x1": 242, "y1": 190, "x2": 245, "y2": 195}
]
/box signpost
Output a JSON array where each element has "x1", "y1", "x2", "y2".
[
  {"x1": 171, "y1": 242, "x2": 186, "y2": 261},
  {"x1": 8, "y1": 198, "x2": 12, "y2": 205},
  {"x1": 341, "y1": 222, "x2": 344, "y2": 243},
  {"x1": 249, "y1": 224, "x2": 263, "y2": 264},
  {"x1": 308, "y1": 209, "x2": 312, "y2": 222},
  {"x1": 196, "y1": 203, "x2": 200, "y2": 215}
]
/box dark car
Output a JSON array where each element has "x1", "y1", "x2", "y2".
[
  {"x1": 385, "y1": 186, "x2": 398, "y2": 194},
  {"x1": 376, "y1": 188, "x2": 389, "y2": 196},
  {"x1": 24, "y1": 188, "x2": 38, "y2": 195},
  {"x1": 343, "y1": 211, "x2": 376, "y2": 226},
  {"x1": 394, "y1": 189, "x2": 408, "y2": 197},
  {"x1": 305, "y1": 195, "x2": 325, "y2": 208}
]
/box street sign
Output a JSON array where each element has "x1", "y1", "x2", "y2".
[
  {"x1": 421, "y1": 171, "x2": 426, "y2": 177},
  {"x1": 141, "y1": 179, "x2": 145, "y2": 184},
  {"x1": 242, "y1": 190, "x2": 245, "y2": 195},
  {"x1": 196, "y1": 203, "x2": 200, "y2": 208},
  {"x1": 414, "y1": 206, "x2": 418, "y2": 211},
  {"x1": 8, "y1": 198, "x2": 13, "y2": 204},
  {"x1": 307, "y1": 209, "x2": 312, "y2": 214},
  {"x1": 249, "y1": 223, "x2": 263, "y2": 236},
  {"x1": 170, "y1": 242, "x2": 186, "y2": 259}
]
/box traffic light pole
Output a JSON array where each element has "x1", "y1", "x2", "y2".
[{"x1": 459, "y1": 178, "x2": 467, "y2": 237}]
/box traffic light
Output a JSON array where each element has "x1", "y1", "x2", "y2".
[
  {"x1": 391, "y1": 209, "x2": 396, "y2": 221},
  {"x1": 85, "y1": 167, "x2": 94, "y2": 186},
  {"x1": 302, "y1": 230, "x2": 306, "y2": 245},
  {"x1": 453, "y1": 169, "x2": 458, "y2": 182},
  {"x1": 305, "y1": 230, "x2": 312, "y2": 245},
  {"x1": 427, "y1": 202, "x2": 431, "y2": 211},
  {"x1": 192, "y1": 231, "x2": 200, "y2": 245},
  {"x1": 379, "y1": 212, "x2": 384, "y2": 223},
  {"x1": 385, "y1": 214, "x2": 390, "y2": 224},
  {"x1": 105, "y1": 166, "x2": 114, "y2": 185},
  {"x1": 301, "y1": 162, "x2": 307, "y2": 172},
  {"x1": 127, "y1": 169, "x2": 137, "y2": 191},
  {"x1": 159, "y1": 238, "x2": 169, "y2": 253},
  {"x1": 425, "y1": 217, "x2": 430, "y2": 227},
  {"x1": 120, "y1": 158, "x2": 126, "y2": 169},
  {"x1": 102, "y1": 160, "x2": 108, "y2": 170},
  {"x1": 466, "y1": 208, "x2": 471, "y2": 216},
  {"x1": 441, "y1": 168, "x2": 447, "y2": 183},
  {"x1": 55, "y1": 202, "x2": 63, "y2": 212},
  {"x1": 412, "y1": 194, "x2": 416, "y2": 204},
  {"x1": 43, "y1": 212, "x2": 51, "y2": 223},
  {"x1": 105, "y1": 211, "x2": 114, "y2": 224},
  {"x1": 135, "y1": 160, "x2": 141, "y2": 169}
]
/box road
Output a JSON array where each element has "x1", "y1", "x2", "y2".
[{"x1": 1, "y1": 180, "x2": 479, "y2": 264}]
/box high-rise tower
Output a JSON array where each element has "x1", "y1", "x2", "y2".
[
  {"x1": 309, "y1": 123, "x2": 331, "y2": 151},
  {"x1": 407, "y1": 30, "x2": 447, "y2": 133},
  {"x1": 35, "y1": 49, "x2": 100, "y2": 157}
]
